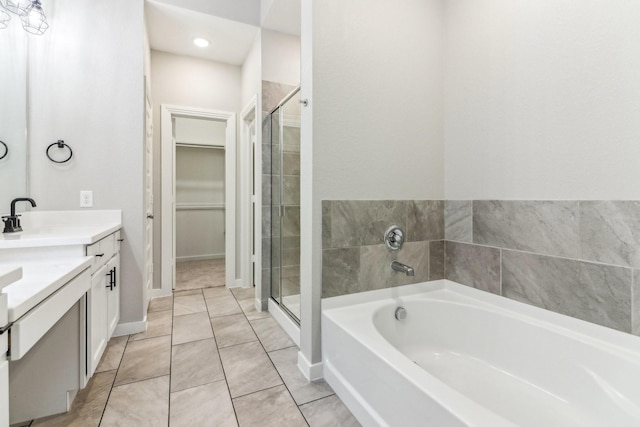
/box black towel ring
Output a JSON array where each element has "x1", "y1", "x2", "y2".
[
  {"x1": 0, "y1": 141, "x2": 7, "y2": 160},
  {"x1": 46, "y1": 140, "x2": 73, "y2": 163}
]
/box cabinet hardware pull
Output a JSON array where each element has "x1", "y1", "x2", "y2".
[
  {"x1": 117, "y1": 238, "x2": 124, "y2": 242},
  {"x1": 95, "y1": 253, "x2": 104, "y2": 257}
]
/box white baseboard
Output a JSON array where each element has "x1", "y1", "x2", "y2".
[
  {"x1": 268, "y1": 298, "x2": 300, "y2": 347},
  {"x1": 297, "y1": 350, "x2": 324, "y2": 381},
  {"x1": 113, "y1": 318, "x2": 147, "y2": 337},
  {"x1": 256, "y1": 297, "x2": 268, "y2": 312},
  {"x1": 176, "y1": 254, "x2": 224, "y2": 262},
  {"x1": 151, "y1": 288, "x2": 173, "y2": 298}
]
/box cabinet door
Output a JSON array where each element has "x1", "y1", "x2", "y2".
[
  {"x1": 0, "y1": 359, "x2": 8, "y2": 427},
  {"x1": 106, "y1": 255, "x2": 120, "y2": 338},
  {"x1": 88, "y1": 264, "x2": 108, "y2": 377}
]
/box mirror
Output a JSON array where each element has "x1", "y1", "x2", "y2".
[{"x1": 0, "y1": 20, "x2": 28, "y2": 214}]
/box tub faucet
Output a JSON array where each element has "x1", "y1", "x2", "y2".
[
  {"x1": 391, "y1": 261, "x2": 414, "y2": 277},
  {"x1": 2, "y1": 197, "x2": 36, "y2": 233}
]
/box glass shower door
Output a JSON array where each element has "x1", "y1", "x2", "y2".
[{"x1": 270, "y1": 88, "x2": 301, "y2": 323}]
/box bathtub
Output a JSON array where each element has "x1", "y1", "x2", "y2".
[{"x1": 321, "y1": 280, "x2": 640, "y2": 427}]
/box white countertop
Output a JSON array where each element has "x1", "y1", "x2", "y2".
[
  {"x1": 2, "y1": 257, "x2": 93, "y2": 322},
  {"x1": 0, "y1": 265, "x2": 22, "y2": 292}
]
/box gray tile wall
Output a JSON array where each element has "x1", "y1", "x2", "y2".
[
  {"x1": 321, "y1": 199, "x2": 640, "y2": 335},
  {"x1": 321, "y1": 200, "x2": 444, "y2": 298}
]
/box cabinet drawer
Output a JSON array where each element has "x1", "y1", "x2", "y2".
[
  {"x1": 86, "y1": 234, "x2": 116, "y2": 273},
  {"x1": 10, "y1": 268, "x2": 90, "y2": 360}
]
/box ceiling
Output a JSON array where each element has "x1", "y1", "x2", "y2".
[{"x1": 145, "y1": 0, "x2": 300, "y2": 66}]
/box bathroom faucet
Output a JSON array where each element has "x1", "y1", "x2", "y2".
[
  {"x1": 2, "y1": 197, "x2": 36, "y2": 233},
  {"x1": 391, "y1": 261, "x2": 414, "y2": 276}
]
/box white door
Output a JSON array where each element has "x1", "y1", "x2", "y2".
[{"x1": 144, "y1": 84, "x2": 153, "y2": 304}]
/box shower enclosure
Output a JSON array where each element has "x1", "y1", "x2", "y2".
[{"x1": 267, "y1": 87, "x2": 301, "y2": 323}]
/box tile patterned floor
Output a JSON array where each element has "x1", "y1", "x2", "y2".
[{"x1": 17, "y1": 259, "x2": 360, "y2": 427}]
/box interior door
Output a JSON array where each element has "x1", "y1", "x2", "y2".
[{"x1": 144, "y1": 81, "x2": 154, "y2": 304}]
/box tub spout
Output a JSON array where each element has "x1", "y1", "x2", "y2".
[{"x1": 391, "y1": 261, "x2": 414, "y2": 276}]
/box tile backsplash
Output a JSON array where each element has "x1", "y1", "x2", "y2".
[{"x1": 322, "y1": 199, "x2": 640, "y2": 335}]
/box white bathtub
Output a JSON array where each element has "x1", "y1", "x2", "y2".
[{"x1": 322, "y1": 280, "x2": 640, "y2": 427}]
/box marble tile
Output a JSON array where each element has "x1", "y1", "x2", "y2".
[
  {"x1": 101, "y1": 375, "x2": 169, "y2": 427},
  {"x1": 231, "y1": 286, "x2": 255, "y2": 301},
  {"x1": 238, "y1": 298, "x2": 271, "y2": 321},
  {"x1": 445, "y1": 241, "x2": 501, "y2": 295},
  {"x1": 173, "y1": 289, "x2": 202, "y2": 297},
  {"x1": 322, "y1": 201, "x2": 332, "y2": 249},
  {"x1": 282, "y1": 236, "x2": 301, "y2": 267},
  {"x1": 170, "y1": 381, "x2": 237, "y2": 427},
  {"x1": 329, "y1": 200, "x2": 407, "y2": 247},
  {"x1": 96, "y1": 335, "x2": 127, "y2": 373},
  {"x1": 262, "y1": 237, "x2": 272, "y2": 268},
  {"x1": 299, "y1": 394, "x2": 361, "y2": 427},
  {"x1": 473, "y1": 200, "x2": 579, "y2": 258},
  {"x1": 406, "y1": 200, "x2": 444, "y2": 242},
  {"x1": 129, "y1": 309, "x2": 172, "y2": 341},
  {"x1": 283, "y1": 176, "x2": 300, "y2": 205},
  {"x1": 283, "y1": 126, "x2": 301, "y2": 153},
  {"x1": 250, "y1": 317, "x2": 295, "y2": 352},
  {"x1": 170, "y1": 338, "x2": 224, "y2": 392},
  {"x1": 268, "y1": 347, "x2": 334, "y2": 405},
  {"x1": 502, "y1": 250, "x2": 632, "y2": 332},
  {"x1": 206, "y1": 295, "x2": 243, "y2": 318},
  {"x1": 262, "y1": 143, "x2": 271, "y2": 177},
  {"x1": 322, "y1": 247, "x2": 360, "y2": 298},
  {"x1": 211, "y1": 314, "x2": 258, "y2": 348},
  {"x1": 172, "y1": 312, "x2": 214, "y2": 345},
  {"x1": 358, "y1": 242, "x2": 430, "y2": 291},
  {"x1": 429, "y1": 240, "x2": 445, "y2": 280},
  {"x1": 283, "y1": 152, "x2": 300, "y2": 175},
  {"x1": 262, "y1": 174, "x2": 273, "y2": 206},
  {"x1": 262, "y1": 80, "x2": 296, "y2": 113},
  {"x1": 445, "y1": 200, "x2": 473, "y2": 242},
  {"x1": 31, "y1": 370, "x2": 116, "y2": 427},
  {"x1": 579, "y1": 201, "x2": 640, "y2": 268},
  {"x1": 633, "y1": 270, "x2": 640, "y2": 335},
  {"x1": 114, "y1": 335, "x2": 171, "y2": 386},
  {"x1": 219, "y1": 341, "x2": 282, "y2": 398},
  {"x1": 202, "y1": 286, "x2": 232, "y2": 299},
  {"x1": 233, "y1": 385, "x2": 307, "y2": 427},
  {"x1": 148, "y1": 295, "x2": 173, "y2": 313},
  {"x1": 173, "y1": 293, "x2": 207, "y2": 316},
  {"x1": 282, "y1": 206, "x2": 300, "y2": 237}
]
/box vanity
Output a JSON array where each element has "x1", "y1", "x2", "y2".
[{"x1": 0, "y1": 210, "x2": 122, "y2": 425}]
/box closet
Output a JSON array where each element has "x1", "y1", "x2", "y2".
[{"x1": 174, "y1": 117, "x2": 226, "y2": 262}]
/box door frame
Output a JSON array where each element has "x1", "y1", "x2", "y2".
[
  {"x1": 160, "y1": 104, "x2": 237, "y2": 293},
  {"x1": 240, "y1": 95, "x2": 259, "y2": 291}
]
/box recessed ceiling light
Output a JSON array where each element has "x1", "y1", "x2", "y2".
[{"x1": 193, "y1": 37, "x2": 210, "y2": 48}]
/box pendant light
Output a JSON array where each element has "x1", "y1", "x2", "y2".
[{"x1": 0, "y1": 0, "x2": 48, "y2": 35}]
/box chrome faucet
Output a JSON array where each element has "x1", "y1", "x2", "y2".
[
  {"x1": 391, "y1": 261, "x2": 414, "y2": 276},
  {"x1": 2, "y1": 197, "x2": 36, "y2": 233}
]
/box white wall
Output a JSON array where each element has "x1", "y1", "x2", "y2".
[
  {"x1": 241, "y1": 31, "x2": 262, "y2": 107},
  {"x1": 444, "y1": 0, "x2": 640, "y2": 200},
  {"x1": 150, "y1": 51, "x2": 241, "y2": 288},
  {"x1": 28, "y1": 0, "x2": 145, "y2": 324},
  {"x1": 262, "y1": 29, "x2": 300, "y2": 85},
  {"x1": 299, "y1": 0, "x2": 445, "y2": 374}
]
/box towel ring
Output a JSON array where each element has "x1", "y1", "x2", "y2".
[
  {"x1": 0, "y1": 141, "x2": 7, "y2": 160},
  {"x1": 46, "y1": 140, "x2": 73, "y2": 163}
]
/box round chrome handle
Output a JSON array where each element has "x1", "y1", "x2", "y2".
[{"x1": 384, "y1": 225, "x2": 405, "y2": 251}]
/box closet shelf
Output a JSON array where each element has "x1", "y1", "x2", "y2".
[{"x1": 176, "y1": 203, "x2": 225, "y2": 211}]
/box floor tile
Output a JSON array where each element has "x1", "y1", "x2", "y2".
[
  {"x1": 114, "y1": 335, "x2": 171, "y2": 386},
  {"x1": 210, "y1": 314, "x2": 258, "y2": 348},
  {"x1": 269, "y1": 347, "x2": 334, "y2": 405},
  {"x1": 173, "y1": 289, "x2": 202, "y2": 297},
  {"x1": 299, "y1": 395, "x2": 361, "y2": 427},
  {"x1": 172, "y1": 312, "x2": 214, "y2": 345},
  {"x1": 101, "y1": 376, "x2": 170, "y2": 427},
  {"x1": 205, "y1": 295, "x2": 242, "y2": 318},
  {"x1": 170, "y1": 338, "x2": 224, "y2": 392},
  {"x1": 31, "y1": 370, "x2": 116, "y2": 427},
  {"x1": 238, "y1": 298, "x2": 270, "y2": 321},
  {"x1": 203, "y1": 286, "x2": 232, "y2": 299},
  {"x1": 129, "y1": 309, "x2": 172, "y2": 341},
  {"x1": 231, "y1": 287, "x2": 255, "y2": 301},
  {"x1": 96, "y1": 335, "x2": 128, "y2": 373},
  {"x1": 233, "y1": 385, "x2": 307, "y2": 427},
  {"x1": 250, "y1": 317, "x2": 295, "y2": 352},
  {"x1": 175, "y1": 259, "x2": 225, "y2": 290},
  {"x1": 173, "y1": 293, "x2": 207, "y2": 316},
  {"x1": 148, "y1": 296, "x2": 173, "y2": 313},
  {"x1": 169, "y1": 381, "x2": 237, "y2": 427},
  {"x1": 219, "y1": 341, "x2": 282, "y2": 398}
]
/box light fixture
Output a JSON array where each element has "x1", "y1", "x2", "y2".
[
  {"x1": 193, "y1": 37, "x2": 210, "y2": 48},
  {"x1": 0, "y1": 0, "x2": 48, "y2": 35}
]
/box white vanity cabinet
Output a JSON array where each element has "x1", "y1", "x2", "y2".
[
  {"x1": 0, "y1": 293, "x2": 8, "y2": 427},
  {"x1": 86, "y1": 230, "x2": 121, "y2": 378}
]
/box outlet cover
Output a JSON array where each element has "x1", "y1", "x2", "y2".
[{"x1": 80, "y1": 191, "x2": 93, "y2": 208}]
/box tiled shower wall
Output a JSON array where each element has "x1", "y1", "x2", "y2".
[{"x1": 321, "y1": 200, "x2": 640, "y2": 335}]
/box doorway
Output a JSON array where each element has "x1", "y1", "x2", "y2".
[{"x1": 160, "y1": 105, "x2": 237, "y2": 294}]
